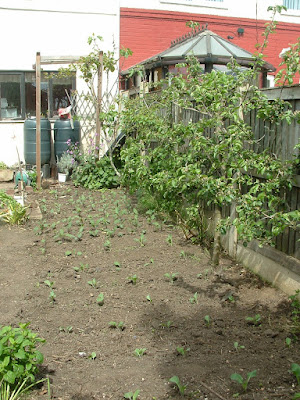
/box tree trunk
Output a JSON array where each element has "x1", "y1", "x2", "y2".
[{"x1": 212, "y1": 205, "x2": 222, "y2": 266}]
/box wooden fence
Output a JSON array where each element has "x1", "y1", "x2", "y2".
[{"x1": 169, "y1": 86, "x2": 300, "y2": 260}]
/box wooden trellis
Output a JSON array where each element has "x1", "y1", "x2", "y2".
[{"x1": 34, "y1": 53, "x2": 103, "y2": 189}]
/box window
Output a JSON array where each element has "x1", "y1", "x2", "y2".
[
  {"x1": 283, "y1": 0, "x2": 300, "y2": 9},
  {"x1": 0, "y1": 71, "x2": 75, "y2": 120}
]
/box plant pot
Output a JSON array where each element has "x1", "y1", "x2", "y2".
[{"x1": 58, "y1": 173, "x2": 68, "y2": 183}]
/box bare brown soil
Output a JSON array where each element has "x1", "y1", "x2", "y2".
[{"x1": 0, "y1": 183, "x2": 299, "y2": 400}]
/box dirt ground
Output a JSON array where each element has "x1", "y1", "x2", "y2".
[{"x1": 0, "y1": 182, "x2": 299, "y2": 400}]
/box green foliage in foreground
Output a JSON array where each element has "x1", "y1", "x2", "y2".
[
  {"x1": 0, "y1": 191, "x2": 27, "y2": 225},
  {"x1": 0, "y1": 323, "x2": 45, "y2": 386}
]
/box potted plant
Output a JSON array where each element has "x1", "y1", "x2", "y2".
[{"x1": 57, "y1": 152, "x2": 76, "y2": 182}]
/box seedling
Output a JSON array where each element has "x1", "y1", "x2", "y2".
[
  {"x1": 73, "y1": 262, "x2": 89, "y2": 272},
  {"x1": 164, "y1": 272, "x2": 178, "y2": 283},
  {"x1": 127, "y1": 274, "x2": 138, "y2": 285},
  {"x1": 291, "y1": 363, "x2": 300, "y2": 385},
  {"x1": 97, "y1": 292, "x2": 104, "y2": 306},
  {"x1": 135, "y1": 232, "x2": 146, "y2": 247},
  {"x1": 109, "y1": 321, "x2": 125, "y2": 330},
  {"x1": 166, "y1": 234, "x2": 173, "y2": 246},
  {"x1": 59, "y1": 326, "x2": 73, "y2": 333},
  {"x1": 88, "y1": 278, "x2": 98, "y2": 288},
  {"x1": 292, "y1": 394, "x2": 300, "y2": 400},
  {"x1": 49, "y1": 289, "x2": 56, "y2": 303},
  {"x1": 230, "y1": 370, "x2": 257, "y2": 392},
  {"x1": 234, "y1": 342, "x2": 245, "y2": 352},
  {"x1": 133, "y1": 348, "x2": 146, "y2": 357},
  {"x1": 180, "y1": 250, "x2": 187, "y2": 258},
  {"x1": 146, "y1": 295, "x2": 152, "y2": 303},
  {"x1": 176, "y1": 346, "x2": 190, "y2": 356},
  {"x1": 169, "y1": 376, "x2": 187, "y2": 396},
  {"x1": 204, "y1": 315, "x2": 211, "y2": 327},
  {"x1": 144, "y1": 258, "x2": 154, "y2": 267},
  {"x1": 89, "y1": 352, "x2": 97, "y2": 360},
  {"x1": 189, "y1": 292, "x2": 198, "y2": 304},
  {"x1": 89, "y1": 229, "x2": 99, "y2": 237},
  {"x1": 44, "y1": 280, "x2": 54, "y2": 288},
  {"x1": 124, "y1": 390, "x2": 140, "y2": 400},
  {"x1": 114, "y1": 261, "x2": 121, "y2": 269},
  {"x1": 65, "y1": 250, "x2": 72, "y2": 256},
  {"x1": 286, "y1": 337, "x2": 292, "y2": 348},
  {"x1": 245, "y1": 314, "x2": 261, "y2": 326},
  {"x1": 104, "y1": 239, "x2": 111, "y2": 251}
]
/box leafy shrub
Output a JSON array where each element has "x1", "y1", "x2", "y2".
[
  {"x1": 0, "y1": 191, "x2": 27, "y2": 225},
  {"x1": 0, "y1": 323, "x2": 45, "y2": 386},
  {"x1": 72, "y1": 156, "x2": 120, "y2": 189},
  {"x1": 0, "y1": 162, "x2": 8, "y2": 170}
]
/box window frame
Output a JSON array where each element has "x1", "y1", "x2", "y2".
[
  {"x1": 0, "y1": 70, "x2": 76, "y2": 121},
  {"x1": 159, "y1": 0, "x2": 227, "y2": 10},
  {"x1": 283, "y1": 0, "x2": 300, "y2": 10}
]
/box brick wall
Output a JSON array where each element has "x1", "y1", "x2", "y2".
[{"x1": 120, "y1": 8, "x2": 300, "y2": 81}]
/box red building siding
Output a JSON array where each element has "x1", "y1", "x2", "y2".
[{"x1": 120, "y1": 7, "x2": 300, "y2": 80}]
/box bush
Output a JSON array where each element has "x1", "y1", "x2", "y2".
[
  {"x1": 0, "y1": 323, "x2": 45, "y2": 386},
  {"x1": 72, "y1": 156, "x2": 120, "y2": 190}
]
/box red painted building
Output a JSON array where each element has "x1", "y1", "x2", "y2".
[{"x1": 120, "y1": 7, "x2": 300, "y2": 83}]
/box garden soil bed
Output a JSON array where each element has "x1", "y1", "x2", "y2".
[{"x1": 0, "y1": 183, "x2": 299, "y2": 400}]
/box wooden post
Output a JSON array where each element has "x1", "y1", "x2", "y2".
[
  {"x1": 36, "y1": 52, "x2": 41, "y2": 190},
  {"x1": 95, "y1": 51, "x2": 103, "y2": 159}
]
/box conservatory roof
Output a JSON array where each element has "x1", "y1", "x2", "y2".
[{"x1": 122, "y1": 28, "x2": 275, "y2": 74}]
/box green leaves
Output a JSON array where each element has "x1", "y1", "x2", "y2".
[
  {"x1": 0, "y1": 323, "x2": 45, "y2": 387},
  {"x1": 231, "y1": 370, "x2": 257, "y2": 391}
]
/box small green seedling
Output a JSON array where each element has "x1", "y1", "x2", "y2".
[
  {"x1": 127, "y1": 274, "x2": 138, "y2": 285},
  {"x1": 88, "y1": 278, "x2": 98, "y2": 288},
  {"x1": 49, "y1": 289, "x2": 56, "y2": 303},
  {"x1": 204, "y1": 315, "x2": 211, "y2": 327},
  {"x1": 134, "y1": 233, "x2": 146, "y2": 247},
  {"x1": 146, "y1": 295, "x2": 152, "y2": 303},
  {"x1": 176, "y1": 346, "x2": 190, "y2": 356},
  {"x1": 59, "y1": 326, "x2": 73, "y2": 333},
  {"x1": 89, "y1": 352, "x2": 97, "y2": 360},
  {"x1": 286, "y1": 337, "x2": 292, "y2": 348},
  {"x1": 44, "y1": 280, "x2": 54, "y2": 288},
  {"x1": 133, "y1": 348, "x2": 146, "y2": 357},
  {"x1": 234, "y1": 342, "x2": 245, "y2": 352},
  {"x1": 114, "y1": 261, "x2": 121, "y2": 269},
  {"x1": 291, "y1": 363, "x2": 300, "y2": 385},
  {"x1": 65, "y1": 250, "x2": 72, "y2": 256},
  {"x1": 160, "y1": 320, "x2": 173, "y2": 329},
  {"x1": 166, "y1": 234, "x2": 173, "y2": 246},
  {"x1": 104, "y1": 239, "x2": 111, "y2": 251},
  {"x1": 230, "y1": 370, "x2": 257, "y2": 392},
  {"x1": 292, "y1": 393, "x2": 300, "y2": 400},
  {"x1": 169, "y1": 376, "x2": 187, "y2": 396},
  {"x1": 109, "y1": 321, "x2": 125, "y2": 330},
  {"x1": 97, "y1": 293, "x2": 104, "y2": 306},
  {"x1": 164, "y1": 272, "x2": 178, "y2": 283},
  {"x1": 189, "y1": 292, "x2": 198, "y2": 304},
  {"x1": 144, "y1": 258, "x2": 154, "y2": 267},
  {"x1": 73, "y1": 262, "x2": 89, "y2": 272},
  {"x1": 245, "y1": 314, "x2": 261, "y2": 326},
  {"x1": 124, "y1": 390, "x2": 140, "y2": 400}
]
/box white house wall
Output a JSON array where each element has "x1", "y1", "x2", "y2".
[{"x1": 0, "y1": 0, "x2": 120, "y2": 166}]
